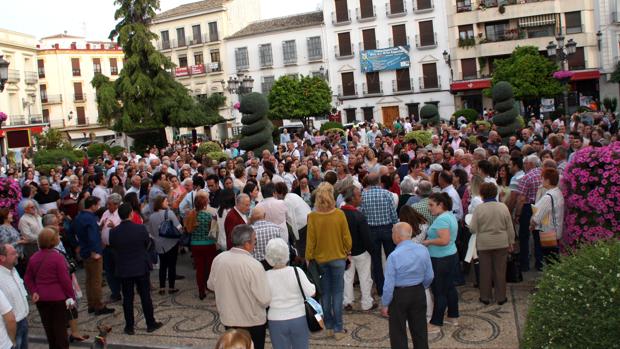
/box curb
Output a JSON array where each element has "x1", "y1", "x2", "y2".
[{"x1": 29, "y1": 335, "x2": 195, "y2": 349}]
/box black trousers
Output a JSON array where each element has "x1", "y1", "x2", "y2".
[
  {"x1": 225, "y1": 323, "x2": 267, "y2": 349},
  {"x1": 388, "y1": 284, "x2": 429, "y2": 349},
  {"x1": 158, "y1": 243, "x2": 179, "y2": 288},
  {"x1": 36, "y1": 301, "x2": 69, "y2": 349},
  {"x1": 121, "y1": 273, "x2": 156, "y2": 330}
]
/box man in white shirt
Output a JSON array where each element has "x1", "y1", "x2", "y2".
[
  {"x1": 0, "y1": 288, "x2": 15, "y2": 349},
  {"x1": 126, "y1": 175, "x2": 142, "y2": 196},
  {"x1": 438, "y1": 171, "x2": 463, "y2": 220},
  {"x1": 0, "y1": 244, "x2": 27, "y2": 349},
  {"x1": 254, "y1": 183, "x2": 289, "y2": 239},
  {"x1": 92, "y1": 172, "x2": 109, "y2": 205},
  {"x1": 99, "y1": 193, "x2": 123, "y2": 302}
]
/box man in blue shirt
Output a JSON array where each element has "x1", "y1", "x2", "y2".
[{"x1": 381, "y1": 222, "x2": 433, "y2": 349}]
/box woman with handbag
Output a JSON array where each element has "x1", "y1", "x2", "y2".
[
  {"x1": 265, "y1": 238, "x2": 316, "y2": 349},
  {"x1": 530, "y1": 168, "x2": 564, "y2": 264},
  {"x1": 24, "y1": 228, "x2": 75, "y2": 349},
  {"x1": 146, "y1": 196, "x2": 182, "y2": 295}
]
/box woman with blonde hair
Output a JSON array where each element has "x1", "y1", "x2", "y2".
[
  {"x1": 306, "y1": 182, "x2": 352, "y2": 340},
  {"x1": 215, "y1": 329, "x2": 253, "y2": 349}
]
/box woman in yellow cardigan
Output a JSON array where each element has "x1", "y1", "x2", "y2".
[{"x1": 306, "y1": 182, "x2": 352, "y2": 340}]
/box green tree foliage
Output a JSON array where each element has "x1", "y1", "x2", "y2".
[
  {"x1": 320, "y1": 121, "x2": 343, "y2": 132},
  {"x1": 403, "y1": 130, "x2": 432, "y2": 146},
  {"x1": 239, "y1": 93, "x2": 274, "y2": 155},
  {"x1": 488, "y1": 46, "x2": 563, "y2": 100},
  {"x1": 92, "y1": 0, "x2": 212, "y2": 132},
  {"x1": 420, "y1": 104, "x2": 440, "y2": 126},
  {"x1": 609, "y1": 61, "x2": 620, "y2": 83},
  {"x1": 34, "y1": 128, "x2": 72, "y2": 150},
  {"x1": 491, "y1": 81, "x2": 521, "y2": 141},
  {"x1": 452, "y1": 108, "x2": 479, "y2": 124},
  {"x1": 268, "y1": 75, "x2": 331, "y2": 127}
]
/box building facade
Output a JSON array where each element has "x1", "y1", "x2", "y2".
[
  {"x1": 0, "y1": 28, "x2": 44, "y2": 153},
  {"x1": 150, "y1": 0, "x2": 261, "y2": 140},
  {"x1": 597, "y1": 0, "x2": 620, "y2": 103},
  {"x1": 323, "y1": 0, "x2": 455, "y2": 126},
  {"x1": 447, "y1": 0, "x2": 601, "y2": 114},
  {"x1": 37, "y1": 33, "x2": 123, "y2": 143}
]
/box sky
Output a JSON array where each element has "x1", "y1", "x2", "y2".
[{"x1": 2, "y1": 0, "x2": 322, "y2": 41}]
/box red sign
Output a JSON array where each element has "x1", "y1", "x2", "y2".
[
  {"x1": 190, "y1": 64, "x2": 205, "y2": 75},
  {"x1": 571, "y1": 70, "x2": 600, "y2": 81},
  {"x1": 450, "y1": 79, "x2": 492, "y2": 92},
  {"x1": 175, "y1": 67, "x2": 190, "y2": 77}
]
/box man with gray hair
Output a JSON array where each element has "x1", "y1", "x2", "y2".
[
  {"x1": 223, "y1": 194, "x2": 251, "y2": 250},
  {"x1": 0, "y1": 244, "x2": 28, "y2": 349},
  {"x1": 208, "y1": 225, "x2": 271, "y2": 349},
  {"x1": 515, "y1": 154, "x2": 543, "y2": 272},
  {"x1": 126, "y1": 175, "x2": 142, "y2": 195},
  {"x1": 249, "y1": 206, "x2": 282, "y2": 269},
  {"x1": 411, "y1": 181, "x2": 434, "y2": 224},
  {"x1": 99, "y1": 193, "x2": 123, "y2": 302}
]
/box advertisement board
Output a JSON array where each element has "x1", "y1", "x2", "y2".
[{"x1": 360, "y1": 46, "x2": 410, "y2": 73}]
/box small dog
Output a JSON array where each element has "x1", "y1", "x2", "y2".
[{"x1": 91, "y1": 324, "x2": 112, "y2": 349}]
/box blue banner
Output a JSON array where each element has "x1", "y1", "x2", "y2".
[{"x1": 360, "y1": 46, "x2": 410, "y2": 73}]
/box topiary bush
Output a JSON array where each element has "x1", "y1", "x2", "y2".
[
  {"x1": 320, "y1": 121, "x2": 344, "y2": 132},
  {"x1": 522, "y1": 240, "x2": 620, "y2": 349},
  {"x1": 404, "y1": 130, "x2": 432, "y2": 146},
  {"x1": 238, "y1": 93, "x2": 274, "y2": 156},
  {"x1": 491, "y1": 81, "x2": 520, "y2": 142},
  {"x1": 110, "y1": 145, "x2": 125, "y2": 157},
  {"x1": 206, "y1": 151, "x2": 229, "y2": 162},
  {"x1": 87, "y1": 143, "x2": 111, "y2": 158},
  {"x1": 324, "y1": 128, "x2": 346, "y2": 136},
  {"x1": 453, "y1": 108, "x2": 479, "y2": 124},
  {"x1": 34, "y1": 149, "x2": 83, "y2": 167},
  {"x1": 196, "y1": 141, "x2": 222, "y2": 159},
  {"x1": 420, "y1": 104, "x2": 440, "y2": 126}
]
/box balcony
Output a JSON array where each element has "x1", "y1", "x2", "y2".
[
  {"x1": 188, "y1": 36, "x2": 203, "y2": 46},
  {"x1": 565, "y1": 25, "x2": 583, "y2": 35},
  {"x1": 415, "y1": 33, "x2": 437, "y2": 49},
  {"x1": 207, "y1": 62, "x2": 222, "y2": 74},
  {"x1": 334, "y1": 44, "x2": 355, "y2": 59},
  {"x1": 338, "y1": 84, "x2": 358, "y2": 99},
  {"x1": 41, "y1": 94, "x2": 63, "y2": 104},
  {"x1": 38, "y1": 67, "x2": 45, "y2": 79},
  {"x1": 175, "y1": 66, "x2": 191, "y2": 77},
  {"x1": 176, "y1": 37, "x2": 187, "y2": 48},
  {"x1": 386, "y1": 1, "x2": 407, "y2": 17},
  {"x1": 359, "y1": 40, "x2": 380, "y2": 51},
  {"x1": 7, "y1": 115, "x2": 47, "y2": 126},
  {"x1": 456, "y1": 1, "x2": 472, "y2": 12},
  {"x1": 24, "y1": 71, "x2": 38, "y2": 84},
  {"x1": 308, "y1": 51, "x2": 323, "y2": 62},
  {"x1": 73, "y1": 93, "x2": 87, "y2": 102},
  {"x1": 207, "y1": 32, "x2": 220, "y2": 43},
  {"x1": 72, "y1": 69, "x2": 81, "y2": 77},
  {"x1": 259, "y1": 59, "x2": 273, "y2": 69},
  {"x1": 356, "y1": 6, "x2": 376, "y2": 22},
  {"x1": 392, "y1": 78, "x2": 414, "y2": 93},
  {"x1": 7, "y1": 69, "x2": 20, "y2": 83},
  {"x1": 419, "y1": 76, "x2": 441, "y2": 91},
  {"x1": 388, "y1": 36, "x2": 411, "y2": 48},
  {"x1": 455, "y1": 71, "x2": 491, "y2": 81},
  {"x1": 283, "y1": 56, "x2": 298, "y2": 65},
  {"x1": 332, "y1": 10, "x2": 352, "y2": 25},
  {"x1": 363, "y1": 82, "x2": 383, "y2": 96},
  {"x1": 481, "y1": 28, "x2": 525, "y2": 43},
  {"x1": 158, "y1": 40, "x2": 171, "y2": 50},
  {"x1": 413, "y1": 0, "x2": 434, "y2": 13}
]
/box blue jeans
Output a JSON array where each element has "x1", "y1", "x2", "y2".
[
  {"x1": 15, "y1": 318, "x2": 28, "y2": 349},
  {"x1": 268, "y1": 316, "x2": 309, "y2": 349},
  {"x1": 103, "y1": 247, "x2": 121, "y2": 298},
  {"x1": 369, "y1": 225, "x2": 395, "y2": 296},
  {"x1": 430, "y1": 253, "x2": 460, "y2": 326},
  {"x1": 319, "y1": 259, "x2": 346, "y2": 332}
]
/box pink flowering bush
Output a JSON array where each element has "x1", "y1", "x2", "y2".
[
  {"x1": 553, "y1": 70, "x2": 575, "y2": 81},
  {"x1": 561, "y1": 142, "x2": 620, "y2": 248},
  {"x1": 0, "y1": 177, "x2": 22, "y2": 222},
  {"x1": 0, "y1": 112, "x2": 7, "y2": 123}
]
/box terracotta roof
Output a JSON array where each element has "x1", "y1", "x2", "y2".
[
  {"x1": 40, "y1": 33, "x2": 85, "y2": 40},
  {"x1": 226, "y1": 11, "x2": 324, "y2": 40},
  {"x1": 155, "y1": 0, "x2": 225, "y2": 21}
]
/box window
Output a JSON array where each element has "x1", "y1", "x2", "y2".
[
  {"x1": 418, "y1": 21, "x2": 435, "y2": 47},
  {"x1": 76, "y1": 106, "x2": 86, "y2": 125},
  {"x1": 335, "y1": 0, "x2": 349, "y2": 22},
  {"x1": 345, "y1": 108, "x2": 357, "y2": 123},
  {"x1": 262, "y1": 76, "x2": 275, "y2": 94},
  {"x1": 338, "y1": 32, "x2": 352, "y2": 56},
  {"x1": 194, "y1": 53, "x2": 203, "y2": 66},
  {"x1": 362, "y1": 107, "x2": 374, "y2": 122},
  {"x1": 37, "y1": 59, "x2": 45, "y2": 78},
  {"x1": 416, "y1": 0, "x2": 432, "y2": 10},
  {"x1": 42, "y1": 109, "x2": 49, "y2": 121},
  {"x1": 110, "y1": 58, "x2": 118, "y2": 75},
  {"x1": 359, "y1": 0, "x2": 374, "y2": 18},
  {"x1": 458, "y1": 25, "x2": 474, "y2": 39},
  {"x1": 389, "y1": 0, "x2": 405, "y2": 14},
  {"x1": 422, "y1": 63, "x2": 438, "y2": 89},
  {"x1": 282, "y1": 40, "x2": 297, "y2": 64},
  {"x1": 565, "y1": 12, "x2": 582, "y2": 34},
  {"x1": 341, "y1": 72, "x2": 356, "y2": 96},
  {"x1": 365, "y1": 72, "x2": 381, "y2": 94},
  {"x1": 259, "y1": 44, "x2": 273, "y2": 67},
  {"x1": 208, "y1": 22, "x2": 219, "y2": 42},
  {"x1": 161, "y1": 30, "x2": 170, "y2": 49},
  {"x1": 192, "y1": 25, "x2": 202, "y2": 44},
  {"x1": 567, "y1": 47, "x2": 585, "y2": 70},
  {"x1": 525, "y1": 25, "x2": 554, "y2": 39},
  {"x1": 406, "y1": 103, "x2": 419, "y2": 121},
  {"x1": 178, "y1": 56, "x2": 188, "y2": 68},
  {"x1": 73, "y1": 82, "x2": 84, "y2": 101},
  {"x1": 395, "y1": 68, "x2": 411, "y2": 91},
  {"x1": 235, "y1": 47, "x2": 249, "y2": 71},
  {"x1": 71, "y1": 58, "x2": 81, "y2": 76},
  {"x1": 307, "y1": 36, "x2": 322, "y2": 60},
  {"x1": 210, "y1": 50, "x2": 220, "y2": 64},
  {"x1": 362, "y1": 29, "x2": 376, "y2": 50},
  {"x1": 177, "y1": 28, "x2": 186, "y2": 46},
  {"x1": 457, "y1": 0, "x2": 472, "y2": 12},
  {"x1": 392, "y1": 24, "x2": 407, "y2": 46},
  {"x1": 485, "y1": 21, "x2": 509, "y2": 42},
  {"x1": 93, "y1": 58, "x2": 101, "y2": 74},
  {"x1": 40, "y1": 84, "x2": 47, "y2": 102},
  {"x1": 461, "y1": 58, "x2": 477, "y2": 79}
]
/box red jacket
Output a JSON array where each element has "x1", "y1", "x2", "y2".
[{"x1": 224, "y1": 208, "x2": 246, "y2": 250}]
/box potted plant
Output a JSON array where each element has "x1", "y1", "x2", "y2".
[{"x1": 498, "y1": 4, "x2": 506, "y2": 13}]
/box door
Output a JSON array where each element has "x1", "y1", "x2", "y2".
[
  {"x1": 362, "y1": 28, "x2": 376, "y2": 50},
  {"x1": 392, "y1": 24, "x2": 407, "y2": 46},
  {"x1": 382, "y1": 106, "x2": 400, "y2": 129},
  {"x1": 76, "y1": 106, "x2": 86, "y2": 125},
  {"x1": 335, "y1": 0, "x2": 349, "y2": 22}
]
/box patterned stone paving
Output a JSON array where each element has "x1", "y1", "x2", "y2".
[{"x1": 28, "y1": 253, "x2": 536, "y2": 348}]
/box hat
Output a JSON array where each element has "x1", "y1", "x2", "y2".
[{"x1": 430, "y1": 163, "x2": 443, "y2": 172}]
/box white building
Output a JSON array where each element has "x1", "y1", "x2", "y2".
[
  {"x1": 597, "y1": 0, "x2": 620, "y2": 103},
  {"x1": 323, "y1": 0, "x2": 455, "y2": 126},
  {"x1": 225, "y1": 11, "x2": 327, "y2": 127}
]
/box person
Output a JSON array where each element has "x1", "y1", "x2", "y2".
[
  {"x1": 215, "y1": 328, "x2": 253, "y2": 349},
  {"x1": 146, "y1": 195, "x2": 182, "y2": 295},
  {"x1": 264, "y1": 238, "x2": 316, "y2": 349},
  {"x1": 530, "y1": 168, "x2": 564, "y2": 263},
  {"x1": 99, "y1": 193, "x2": 122, "y2": 303},
  {"x1": 382, "y1": 222, "x2": 434, "y2": 349},
  {"x1": 186, "y1": 192, "x2": 218, "y2": 300},
  {"x1": 275, "y1": 182, "x2": 311, "y2": 255},
  {"x1": 123, "y1": 192, "x2": 144, "y2": 224},
  {"x1": 340, "y1": 186, "x2": 375, "y2": 311},
  {"x1": 422, "y1": 193, "x2": 460, "y2": 333},
  {"x1": 249, "y1": 206, "x2": 282, "y2": 269},
  {"x1": 255, "y1": 183, "x2": 288, "y2": 238},
  {"x1": 224, "y1": 194, "x2": 251, "y2": 250},
  {"x1": 72, "y1": 196, "x2": 114, "y2": 315},
  {"x1": 515, "y1": 154, "x2": 543, "y2": 271},
  {"x1": 91, "y1": 172, "x2": 109, "y2": 205},
  {"x1": 109, "y1": 203, "x2": 163, "y2": 335},
  {"x1": 411, "y1": 181, "x2": 434, "y2": 224},
  {"x1": 438, "y1": 171, "x2": 463, "y2": 220},
  {"x1": 0, "y1": 288, "x2": 16, "y2": 349},
  {"x1": 306, "y1": 183, "x2": 352, "y2": 339},
  {"x1": 469, "y1": 183, "x2": 515, "y2": 305},
  {"x1": 399, "y1": 206, "x2": 429, "y2": 244},
  {"x1": 34, "y1": 177, "x2": 60, "y2": 214},
  {"x1": 24, "y1": 228, "x2": 75, "y2": 349},
  {"x1": 18, "y1": 199, "x2": 42, "y2": 263},
  {"x1": 360, "y1": 173, "x2": 398, "y2": 297},
  {"x1": 216, "y1": 189, "x2": 236, "y2": 250},
  {"x1": 0, "y1": 209, "x2": 25, "y2": 258},
  {"x1": 207, "y1": 225, "x2": 271, "y2": 349},
  {"x1": 0, "y1": 244, "x2": 29, "y2": 349}
]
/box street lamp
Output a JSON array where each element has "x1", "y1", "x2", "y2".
[
  {"x1": 547, "y1": 35, "x2": 578, "y2": 116},
  {"x1": 596, "y1": 30, "x2": 603, "y2": 51},
  {"x1": 226, "y1": 74, "x2": 254, "y2": 95},
  {"x1": 0, "y1": 55, "x2": 10, "y2": 93},
  {"x1": 442, "y1": 50, "x2": 453, "y2": 80}
]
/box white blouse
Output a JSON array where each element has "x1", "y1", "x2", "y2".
[{"x1": 532, "y1": 187, "x2": 564, "y2": 239}]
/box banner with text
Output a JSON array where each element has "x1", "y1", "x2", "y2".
[{"x1": 360, "y1": 46, "x2": 410, "y2": 73}]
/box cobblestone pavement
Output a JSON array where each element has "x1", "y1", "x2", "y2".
[{"x1": 28, "y1": 253, "x2": 537, "y2": 349}]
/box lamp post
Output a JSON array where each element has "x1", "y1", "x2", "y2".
[
  {"x1": 442, "y1": 50, "x2": 453, "y2": 81},
  {"x1": 547, "y1": 35, "x2": 577, "y2": 115},
  {"x1": 223, "y1": 74, "x2": 254, "y2": 130},
  {"x1": 0, "y1": 55, "x2": 10, "y2": 93}
]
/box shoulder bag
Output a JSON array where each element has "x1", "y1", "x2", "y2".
[
  {"x1": 539, "y1": 193, "x2": 558, "y2": 248},
  {"x1": 293, "y1": 266, "x2": 324, "y2": 332},
  {"x1": 158, "y1": 209, "x2": 182, "y2": 239}
]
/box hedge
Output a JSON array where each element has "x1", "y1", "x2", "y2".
[
  {"x1": 34, "y1": 149, "x2": 83, "y2": 167},
  {"x1": 453, "y1": 108, "x2": 479, "y2": 124},
  {"x1": 110, "y1": 146, "x2": 125, "y2": 157},
  {"x1": 87, "y1": 143, "x2": 111, "y2": 158},
  {"x1": 196, "y1": 141, "x2": 222, "y2": 159},
  {"x1": 403, "y1": 130, "x2": 432, "y2": 146},
  {"x1": 320, "y1": 121, "x2": 343, "y2": 132}
]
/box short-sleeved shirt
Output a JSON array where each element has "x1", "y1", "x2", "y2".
[
  {"x1": 0, "y1": 289, "x2": 13, "y2": 349},
  {"x1": 517, "y1": 167, "x2": 542, "y2": 204},
  {"x1": 426, "y1": 212, "x2": 458, "y2": 258}
]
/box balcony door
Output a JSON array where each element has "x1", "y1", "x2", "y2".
[
  {"x1": 422, "y1": 63, "x2": 438, "y2": 88},
  {"x1": 362, "y1": 28, "x2": 376, "y2": 50},
  {"x1": 341, "y1": 72, "x2": 356, "y2": 96},
  {"x1": 366, "y1": 72, "x2": 380, "y2": 94},
  {"x1": 76, "y1": 106, "x2": 86, "y2": 125},
  {"x1": 338, "y1": 32, "x2": 352, "y2": 56},
  {"x1": 359, "y1": 0, "x2": 374, "y2": 18},
  {"x1": 396, "y1": 68, "x2": 411, "y2": 91},
  {"x1": 335, "y1": 0, "x2": 349, "y2": 22},
  {"x1": 392, "y1": 24, "x2": 407, "y2": 46}
]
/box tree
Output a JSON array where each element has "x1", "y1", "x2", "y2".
[
  {"x1": 609, "y1": 61, "x2": 620, "y2": 83},
  {"x1": 197, "y1": 93, "x2": 227, "y2": 125},
  {"x1": 92, "y1": 0, "x2": 212, "y2": 133},
  {"x1": 268, "y1": 75, "x2": 331, "y2": 128},
  {"x1": 487, "y1": 46, "x2": 564, "y2": 101}
]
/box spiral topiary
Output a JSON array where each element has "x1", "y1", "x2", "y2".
[
  {"x1": 491, "y1": 81, "x2": 520, "y2": 142},
  {"x1": 420, "y1": 104, "x2": 440, "y2": 126},
  {"x1": 238, "y1": 93, "x2": 274, "y2": 156}
]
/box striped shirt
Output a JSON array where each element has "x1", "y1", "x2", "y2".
[{"x1": 517, "y1": 167, "x2": 542, "y2": 204}]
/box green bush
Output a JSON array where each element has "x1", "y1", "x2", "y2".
[
  {"x1": 516, "y1": 116, "x2": 526, "y2": 129},
  {"x1": 476, "y1": 120, "x2": 491, "y2": 130},
  {"x1": 110, "y1": 145, "x2": 125, "y2": 157},
  {"x1": 420, "y1": 104, "x2": 440, "y2": 126},
  {"x1": 320, "y1": 121, "x2": 344, "y2": 132},
  {"x1": 206, "y1": 151, "x2": 229, "y2": 162},
  {"x1": 453, "y1": 108, "x2": 479, "y2": 124},
  {"x1": 404, "y1": 130, "x2": 432, "y2": 146},
  {"x1": 196, "y1": 141, "x2": 222, "y2": 159},
  {"x1": 468, "y1": 135, "x2": 478, "y2": 145},
  {"x1": 87, "y1": 143, "x2": 111, "y2": 158},
  {"x1": 238, "y1": 92, "x2": 274, "y2": 156},
  {"x1": 34, "y1": 149, "x2": 83, "y2": 167},
  {"x1": 522, "y1": 240, "x2": 620, "y2": 349},
  {"x1": 36, "y1": 164, "x2": 59, "y2": 177},
  {"x1": 324, "y1": 128, "x2": 346, "y2": 136}
]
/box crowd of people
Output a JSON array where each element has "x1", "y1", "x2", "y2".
[{"x1": 0, "y1": 108, "x2": 617, "y2": 349}]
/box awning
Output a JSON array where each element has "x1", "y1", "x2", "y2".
[
  {"x1": 68, "y1": 129, "x2": 115, "y2": 140},
  {"x1": 450, "y1": 79, "x2": 492, "y2": 92},
  {"x1": 518, "y1": 14, "x2": 556, "y2": 28},
  {"x1": 571, "y1": 70, "x2": 601, "y2": 81}
]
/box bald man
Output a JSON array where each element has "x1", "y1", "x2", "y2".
[
  {"x1": 381, "y1": 222, "x2": 434, "y2": 349},
  {"x1": 249, "y1": 206, "x2": 283, "y2": 270}
]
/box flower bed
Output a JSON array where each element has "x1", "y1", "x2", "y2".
[{"x1": 0, "y1": 177, "x2": 22, "y2": 222}]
